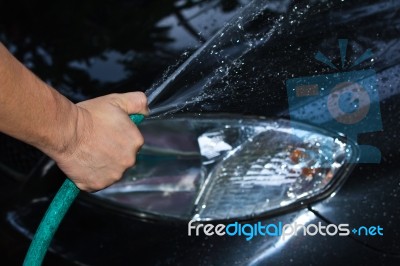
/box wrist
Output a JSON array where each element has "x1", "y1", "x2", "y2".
[{"x1": 36, "y1": 88, "x2": 81, "y2": 160}]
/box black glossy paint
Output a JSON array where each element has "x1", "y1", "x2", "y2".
[
  {"x1": 6, "y1": 192, "x2": 400, "y2": 265},
  {"x1": 1, "y1": 0, "x2": 400, "y2": 265},
  {"x1": 4, "y1": 162, "x2": 400, "y2": 265},
  {"x1": 0, "y1": 0, "x2": 247, "y2": 100}
]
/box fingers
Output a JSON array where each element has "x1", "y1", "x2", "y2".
[
  {"x1": 54, "y1": 91, "x2": 148, "y2": 193},
  {"x1": 130, "y1": 123, "x2": 145, "y2": 150},
  {"x1": 111, "y1": 92, "x2": 149, "y2": 116}
]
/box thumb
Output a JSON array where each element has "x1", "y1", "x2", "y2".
[{"x1": 112, "y1": 92, "x2": 149, "y2": 115}]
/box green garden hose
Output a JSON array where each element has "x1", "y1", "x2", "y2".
[{"x1": 23, "y1": 114, "x2": 145, "y2": 266}]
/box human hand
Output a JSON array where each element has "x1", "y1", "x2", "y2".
[{"x1": 52, "y1": 92, "x2": 148, "y2": 192}]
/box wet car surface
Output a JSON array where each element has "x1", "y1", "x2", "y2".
[{"x1": 1, "y1": 0, "x2": 400, "y2": 265}]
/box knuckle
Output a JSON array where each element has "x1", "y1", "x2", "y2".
[
  {"x1": 135, "y1": 134, "x2": 145, "y2": 148},
  {"x1": 77, "y1": 183, "x2": 91, "y2": 192},
  {"x1": 136, "y1": 92, "x2": 148, "y2": 108},
  {"x1": 129, "y1": 156, "x2": 136, "y2": 167},
  {"x1": 123, "y1": 156, "x2": 135, "y2": 168},
  {"x1": 92, "y1": 181, "x2": 105, "y2": 192},
  {"x1": 108, "y1": 93, "x2": 123, "y2": 106},
  {"x1": 111, "y1": 171, "x2": 122, "y2": 182}
]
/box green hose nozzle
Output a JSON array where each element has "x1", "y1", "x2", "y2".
[{"x1": 23, "y1": 114, "x2": 144, "y2": 266}]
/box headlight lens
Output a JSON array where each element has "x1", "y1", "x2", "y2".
[{"x1": 92, "y1": 116, "x2": 357, "y2": 221}]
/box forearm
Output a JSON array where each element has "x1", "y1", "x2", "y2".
[
  {"x1": 0, "y1": 42, "x2": 148, "y2": 192},
  {"x1": 0, "y1": 43, "x2": 77, "y2": 157}
]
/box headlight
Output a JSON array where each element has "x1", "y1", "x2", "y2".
[{"x1": 92, "y1": 115, "x2": 357, "y2": 221}]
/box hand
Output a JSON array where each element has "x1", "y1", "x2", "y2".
[{"x1": 52, "y1": 92, "x2": 148, "y2": 192}]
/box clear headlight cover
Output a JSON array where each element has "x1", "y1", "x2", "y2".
[{"x1": 92, "y1": 116, "x2": 357, "y2": 221}]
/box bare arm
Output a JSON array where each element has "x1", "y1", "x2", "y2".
[{"x1": 0, "y1": 43, "x2": 148, "y2": 191}]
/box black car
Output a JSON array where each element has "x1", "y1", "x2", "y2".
[{"x1": 1, "y1": 0, "x2": 400, "y2": 265}]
